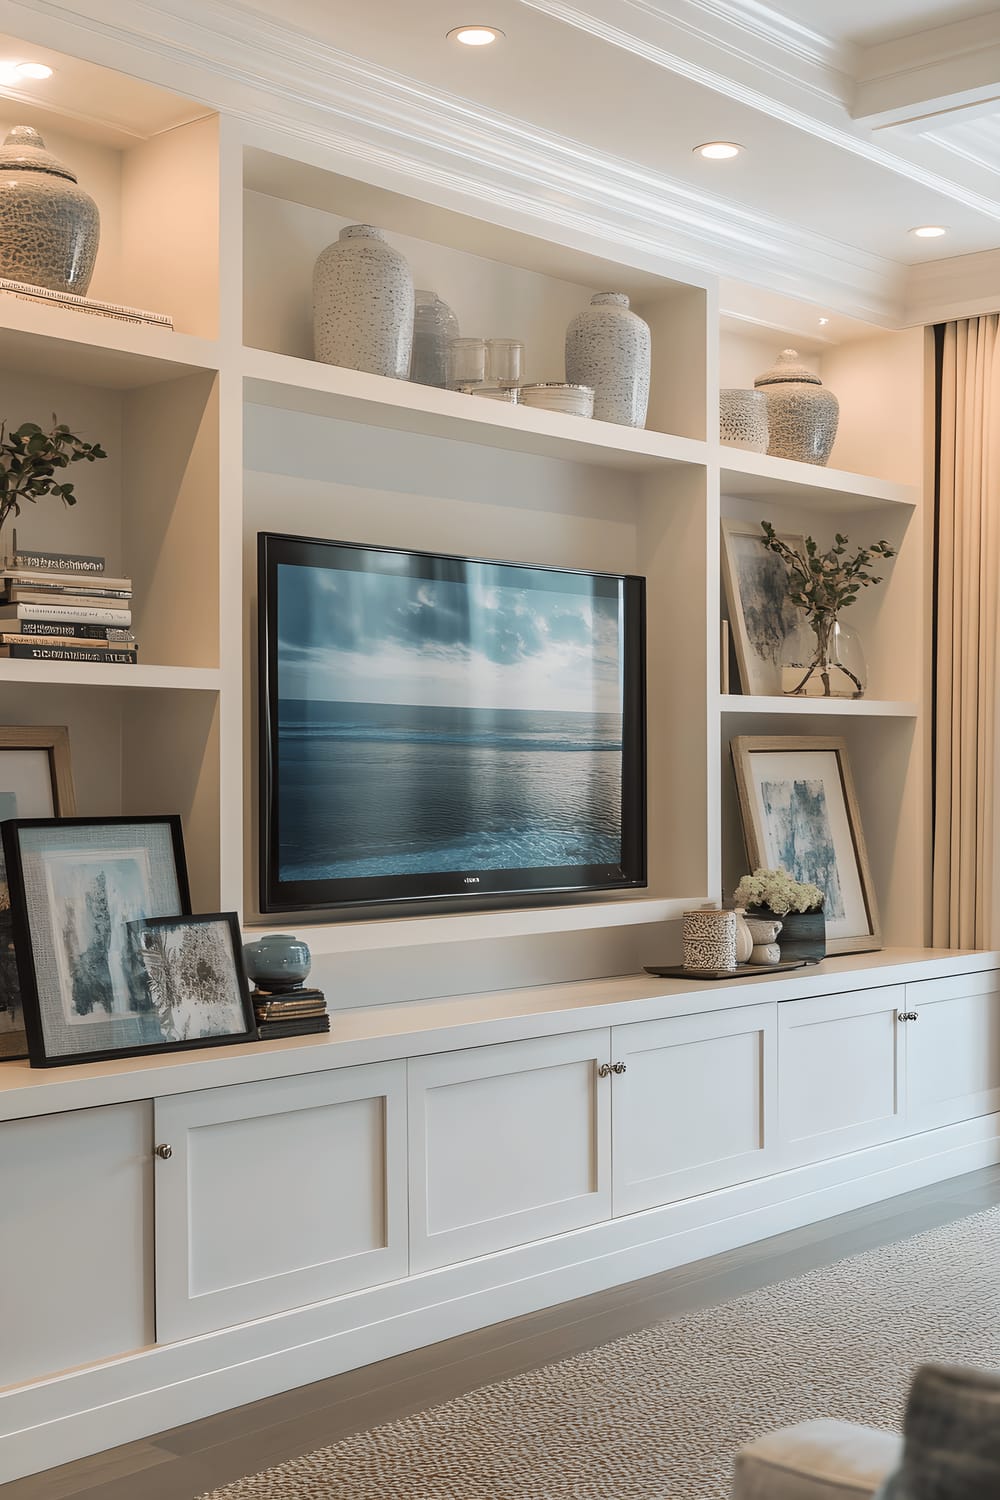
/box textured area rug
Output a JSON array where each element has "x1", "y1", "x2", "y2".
[{"x1": 200, "y1": 1206, "x2": 1000, "y2": 1499}]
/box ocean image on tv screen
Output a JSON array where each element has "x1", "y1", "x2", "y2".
[{"x1": 275, "y1": 554, "x2": 626, "y2": 883}]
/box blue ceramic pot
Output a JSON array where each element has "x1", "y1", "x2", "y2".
[{"x1": 242, "y1": 933, "x2": 312, "y2": 992}]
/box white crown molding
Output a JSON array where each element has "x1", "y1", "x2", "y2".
[
  {"x1": 904, "y1": 246, "x2": 1000, "y2": 326},
  {"x1": 853, "y1": 15, "x2": 1000, "y2": 127},
  {"x1": 0, "y1": 0, "x2": 911, "y2": 324}
]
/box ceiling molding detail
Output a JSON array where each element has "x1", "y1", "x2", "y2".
[
  {"x1": 520, "y1": 0, "x2": 1000, "y2": 223},
  {"x1": 2, "y1": 0, "x2": 908, "y2": 323},
  {"x1": 905, "y1": 245, "x2": 1000, "y2": 326}
]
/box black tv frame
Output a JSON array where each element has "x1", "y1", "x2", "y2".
[{"x1": 258, "y1": 532, "x2": 647, "y2": 915}]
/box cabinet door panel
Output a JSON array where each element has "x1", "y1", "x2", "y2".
[
  {"x1": 408, "y1": 1030, "x2": 611, "y2": 1273},
  {"x1": 905, "y1": 972, "x2": 1000, "y2": 1129},
  {"x1": 0, "y1": 1102, "x2": 153, "y2": 1386},
  {"x1": 612, "y1": 1003, "x2": 776, "y2": 1215},
  {"x1": 154, "y1": 1062, "x2": 407, "y2": 1342},
  {"x1": 778, "y1": 987, "x2": 905, "y2": 1164}
]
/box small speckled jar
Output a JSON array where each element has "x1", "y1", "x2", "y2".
[
  {"x1": 682, "y1": 909, "x2": 737, "y2": 972},
  {"x1": 0, "y1": 126, "x2": 100, "y2": 295},
  {"x1": 313, "y1": 225, "x2": 414, "y2": 378},
  {"x1": 720, "y1": 388, "x2": 769, "y2": 453},
  {"x1": 755, "y1": 348, "x2": 840, "y2": 466},
  {"x1": 565, "y1": 292, "x2": 651, "y2": 428}
]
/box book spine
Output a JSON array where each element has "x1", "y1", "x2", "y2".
[
  {"x1": 1, "y1": 633, "x2": 136, "y2": 650},
  {"x1": 3, "y1": 603, "x2": 132, "y2": 624},
  {"x1": 16, "y1": 620, "x2": 135, "y2": 641},
  {"x1": 4, "y1": 551, "x2": 105, "y2": 574},
  {"x1": 2, "y1": 645, "x2": 137, "y2": 663},
  {"x1": 4, "y1": 584, "x2": 133, "y2": 600}
]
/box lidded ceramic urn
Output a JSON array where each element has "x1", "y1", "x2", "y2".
[
  {"x1": 0, "y1": 126, "x2": 100, "y2": 295},
  {"x1": 313, "y1": 224, "x2": 414, "y2": 379},
  {"x1": 565, "y1": 292, "x2": 651, "y2": 428},
  {"x1": 754, "y1": 348, "x2": 839, "y2": 466},
  {"x1": 719, "y1": 388, "x2": 768, "y2": 453}
]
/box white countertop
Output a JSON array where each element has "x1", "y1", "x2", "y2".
[{"x1": 1, "y1": 947, "x2": 995, "y2": 1121}]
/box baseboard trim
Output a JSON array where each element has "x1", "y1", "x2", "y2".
[{"x1": 2, "y1": 1113, "x2": 998, "y2": 1483}]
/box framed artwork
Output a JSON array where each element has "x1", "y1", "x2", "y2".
[
  {"x1": 127, "y1": 914, "x2": 256, "y2": 1049},
  {"x1": 0, "y1": 727, "x2": 76, "y2": 1061},
  {"x1": 2, "y1": 815, "x2": 194, "y2": 1067},
  {"x1": 731, "y1": 735, "x2": 881, "y2": 954},
  {"x1": 721, "y1": 520, "x2": 805, "y2": 696}
]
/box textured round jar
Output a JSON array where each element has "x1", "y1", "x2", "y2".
[
  {"x1": 682, "y1": 909, "x2": 737, "y2": 972},
  {"x1": 719, "y1": 388, "x2": 769, "y2": 452},
  {"x1": 410, "y1": 289, "x2": 459, "y2": 388},
  {"x1": 0, "y1": 126, "x2": 100, "y2": 295},
  {"x1": 242, "y1": 934, "x2": 312, "y2": 993},
  {"x1": 754, "y1": 349, "x2": 839, "y2": 466},
  {"x1": 313, "y1": 225, "x2": 414, "y2": 378},
  {"x1": 565, "y1": 292, "x2": 650, "y2": 428}
]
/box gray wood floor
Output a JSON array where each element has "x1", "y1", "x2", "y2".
[{"x1": 6, "y1": 1163, "x2": 1000, "y2": 1500}]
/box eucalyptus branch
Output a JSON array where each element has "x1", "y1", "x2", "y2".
[
  {"x1": 0, "y1": 416, "x2": 107, "y2": 539},
  {"x1": 760, "y1": 521, "x2": 895, "y2": 622}
]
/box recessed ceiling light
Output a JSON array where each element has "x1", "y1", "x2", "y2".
[
  {"x1": 695, "y1": 142, "x2": 742, "y2": 160},
  {"x1": 448, "y1": 25, "x2": 504, "y2": 45},
  {"x1": 911, "y1": 225, "x2": 947, "y2": 238},
  {"x1": 818, "y1": 317, "x2": 830, "y2": 326},
  {"x1": 15, "y1": 61, "x2": 53, "y2": 80}
]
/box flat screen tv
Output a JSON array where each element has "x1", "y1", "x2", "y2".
[{"x1": 258, "y1": 533, "x2": 646, "y2": 913}]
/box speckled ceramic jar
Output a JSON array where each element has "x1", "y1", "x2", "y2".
[
  {"x1": 720, "y1": 388, "x2": 769, "y2": 452},
  {"x1": 682, "y1": 909, "x2": 737, "y2": 972},
  {"x1": 565, "y1": 292, "x2": 650, "y2": 428},
  {"x1": 0, "y1": 126, "x2": 100, "y2": 295},
  {"x1": 754, "y1": 348, "x2": 839, "y2": 466},
  {"x1": 313, "y1": 225, "x2": 414, "y2": 378}
]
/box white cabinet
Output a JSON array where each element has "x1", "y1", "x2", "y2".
[
  {"x1": 611, "y1": 1003, "x2": 777, "y2": 1215},
  {"x1": 153, "y1": 1062, "x2": 408, "y2": 1342},
  {"x1": 904, "y1": 971, "x2": 1000, "y2": 1130},
  {"x1": 777, "y1": 986, "x2": 906, "y2": 1164},
  {"x1": 0, "y1": 1102, "x2": 153, "y2": 1386},
  {"x1": 407, "y1": 1030, "x2": 612, "y2": 1272}
]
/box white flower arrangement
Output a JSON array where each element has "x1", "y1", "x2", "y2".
[{"x1": 734, "y1": 867, "x2": 824, "y2": 916}]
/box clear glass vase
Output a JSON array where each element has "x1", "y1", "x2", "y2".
[
  {"x1": 410, "y1": 290, "x2": 460, "y2": 388},
  {"x1": 781, "y1": 615, "x2": 867, "y2": 698}
]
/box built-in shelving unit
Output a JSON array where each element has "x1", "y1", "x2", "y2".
[{"x1": 0, "y1": 34, "x2": 932, "y2": 1006}]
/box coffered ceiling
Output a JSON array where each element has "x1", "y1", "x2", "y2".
[{"x1": 5, "y1": 0, "x2": 1000, "y2": 325}]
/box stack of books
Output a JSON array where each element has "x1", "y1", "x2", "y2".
[
  {"x1": 253, "y1": 986, "x2": 330, "y2": 1040},
  {"x1": 0, "y1": 547, "x2": 137, "y2": 664}
]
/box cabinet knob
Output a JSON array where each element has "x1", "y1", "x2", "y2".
[
  {"x1": 612, "y1": 1061, "x2": 627, "y2": 1075},
  {"x1": 154, "y1": 1143, "x2": 174, "y2": 1160},
  {"x1": 597, "y1": 1062, "x2": 613, "y2": 1078}
]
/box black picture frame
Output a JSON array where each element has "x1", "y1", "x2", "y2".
[
  {"x1": 126, "y1": 913, "x2": 257, "y2": 1051},
  {"x1": 2, "y1": 815, "x2": 195, "y2": 1067},
  {"x1": 258, "y1": 531, "x2": 647, "y2": 915}
]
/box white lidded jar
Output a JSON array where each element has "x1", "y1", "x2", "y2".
[
  {"x1": 565, "y1": 292, "x2": 651, "y2": 428},
  {"x1": 313, "y1": 224, "x2": 414, "y2": 378},
  {"x1": 754, "y1": 348, "x2": 839, "y2": 466}
]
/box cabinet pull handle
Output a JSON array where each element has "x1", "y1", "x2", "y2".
[
  {"x1": 612, "y1": 1061, "x2": 627, "y2": 1075},
  {"x1": 597, "y1": 1062, "x2": 613, "y2": 1078},
  {"x1": 154, "y1": 1143, "x2": 174, "y2": 1160}
]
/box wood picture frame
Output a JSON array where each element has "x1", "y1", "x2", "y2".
[
  {"x1": 721, "y1": 519, "x2": 805, "y2": 697},
  {"x1": 0, "y1": 727, "x2": 76, "y2": 1061},
  {"x1": 731, "y1": 734, "x2": 881, "y2": 955},
  {"x1": 2, "y1": 815, "x2": 194, "y2": 1067}
]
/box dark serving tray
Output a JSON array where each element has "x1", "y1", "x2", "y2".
[{"x1": 644, "y1": 959, "x2": 808, "y2": 981}]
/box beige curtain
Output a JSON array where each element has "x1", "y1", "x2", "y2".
[{"x1": 933, "y1": 314, "x2": 1000, "y2": 947}]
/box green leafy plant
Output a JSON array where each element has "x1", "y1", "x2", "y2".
[
  {"x1": 0, "y1": 416, "x2": 107, "y2": 540},
  {"x1": 734, "y1": 867, "x2": 824, "y2": 916},
  {"x1": 760, "y1": 521, "x2": 896, "y2": 696}
]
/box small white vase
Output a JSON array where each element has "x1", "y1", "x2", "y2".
[
  {"x1": 565, "y1": 292, "x2": 651, "y2": 428},
  {"x1": 746, "y1": 915, "x2": 783, "y2": 966},
  {"x1": 733, "y1": 908, "x2": 754, "y2": 964},
  {"x1": 313, "y1": 225, "x2": 414, "y2": 378}
]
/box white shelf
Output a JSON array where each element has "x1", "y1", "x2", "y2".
[
  {"x1": 0, "y1": 297, "x2": 220, "y2": 389},
  {"x1": 719, "y1": 694, "x2": 919, "y2": 718},
  {"x1": 246, "y1": 895, "x2": 711, "y2": 957},
  {"x1": 0, "y1": 661, "x2": 222, "y2": 690},
  {"x1": 720, "y1": 448, "x2": 918, "y2": 512},
  {"x1": 243, "y1": 348, "x2": 707, "y2": 473}
]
